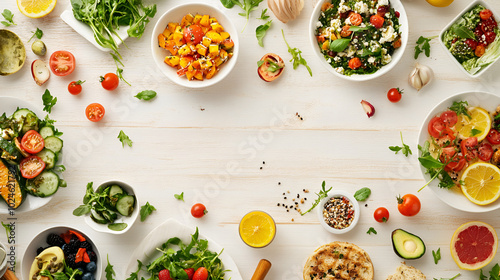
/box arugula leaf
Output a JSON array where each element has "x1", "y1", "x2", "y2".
[
  {"x1": 414, "y1": 36, "x2": 436, "y2": 59},
  {"x1": 329, "y1": 38, "x2": 351, "y2": 52},
  {"x1": 471, "y1": 128, "x2": 481, "y2": 136},
  {"x1": 135, "y1": 90, "x2": 157, "y2": 100},
  {"x1": 126, "y1": 260, "x2": 143, "y2": 280},
  {"x1": 258, "y1": 58, "x2": 284, "y2": 73},
  {"x1": 256, "y1": 20, "x2": 272, "y2": 47},
  {"x1": 452, "y1": 25, "x2": 475, "y2": 39},
  {"x1": 108, "y1": 223, "x2": 127, "y2": 231},
  {"x1": 354, "y1": 187, "x2": 371, "y2": 201},
  {"x1": 174, "y1": 192, "x2": 184, "y2": 202},
  {"x1": 257, "y1": 8, "x2": 270, "y2": 20},
  {"x1": 389, "y1": 131, "x2": 412, "y2": 157},
  {"x1": 105, "y1": 255, "x2": 116, "y2": 280},
  {"x1": 1, "y1": 9, "x2": 16, "y2": 27},
  {"x1": 29, "y1": 28, "x2": 44, "y2": 42},
  {"x1": 432, "y1": 248, "x2": 441, "y2": 264},
  {"x1": 140, "y1": 202, "x2": 156, "y2": 221},
  {"x1": 224, "y1": 0, "x2": 264, "y2": 31},
  {"x1": 42, "y1": 90, "x2": 57, "y2": 113},
  {"x1": 118, "y1": 130, "x2": 133, "y2": 148},
  {"x1": 300, "y1": 181, "x2": 332, "y2": 216},
  {"x1": 417, "y1": 141, "x2": 456, "y2": 192},
  {"x1": 282, "y1": 30, "x2": 312, "y2": 77},
  {"x1": 434, "y1": 273, "x2": 460, "y2": 280},
  {"x1": 349, "y1": 26, "x2": 370, "y2": 32},
  {"x1": 449, "y1": 101, "x2": 471, "y2": 118},
  {"x1": 366, "y1": 227, "x2": 377, "y2": 235}
]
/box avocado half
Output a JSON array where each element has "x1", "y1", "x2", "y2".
[{"x1": 391, "y1": 229, "x2": 426, "y2": 259}]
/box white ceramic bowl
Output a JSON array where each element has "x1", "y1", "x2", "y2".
[
  {"x1": 84, "y1": 180, "x2": 139, "y2": 234},
  {"x1": 418, "y1": 91, "x2": 500, "y2": 212},
  {"x1": 22, "y1": 226, "x2": 102, "y2": 280},
  {"x1": 0, "y1": 241, "x2": 7, "y2": 277},
  {"x1": 439, "y1": 0, "x2": 500, "y2": 78},
  {"x1": 317, "y1": 190, "x2": 360, "y2": 234},
  {"x1": 309, "y1": 0, "x2": 408, "y2": 81},
  {"x1": 151, "y1": 3, "x2": 239, "y2": 88}
]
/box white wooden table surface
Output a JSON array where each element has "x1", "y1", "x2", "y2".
[{"x1": 3, "y1": 0, "x2": 500, "y2": 279}]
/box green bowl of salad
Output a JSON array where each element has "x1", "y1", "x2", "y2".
[
  {"x1": 309, "y1": 0, "x2": 408, "y2": 81},
  {"x1": 440, "y1": 0, "x2": 500, "y2": 77}
]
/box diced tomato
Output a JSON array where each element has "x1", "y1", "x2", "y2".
[
  {"x1": 440, "y1": 110, "x2": 458, "y2": 127},
  {"x1": 348, "y1": 57, "x2": 362, "y2": 69},
  {"x1": 487, "y1": 128, "x2": 500, "y2": 144},
  {"x1": 441, "y1": 147, "x2": 465, "y2": 172},
  {"x1": 480, "y1": 9, "x2": 493, "y2": 20},
  {"x1": 461, "y1": 137, "x2": 478, "y2": 161},
  {"x1": 428, "y1": 116, "x2": 446, "y2": 138},
  {"x1": 370, "y1": 15, "x2": 385, "y2": 29},
  {"x1": 478, "y1": 142, "x2": 494, "y2": 161}
]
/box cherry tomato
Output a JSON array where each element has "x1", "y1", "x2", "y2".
[
  {"x1": 374, "y1": 207, "x2": 389, "y2": 223},
  {"x1": 158, "y1": 269, "x2": 172, "y2": 280},
  {"x1": 481, "y1": 18, "x2": 498, "y2": 33},
  {"x1": 85, "y1": 103, "x2": 105, "y2": 122},
  {"x1": 480, "y1": 9, "x2": 493, "y2": 20},
  {"x1": 348, "y1": 57, "x2": 362, "y2": 69},
  {"x1": 487, "y1": 129, "x2": 500, "y2": 144},
  {"x1": 68, "y1": 80, "x2": 85, "y2": 95},
  {"x1": 193, "y1": 267, "x2": 208, "y2": 280},
  {"x1": 465, "y1": 39, "x2": 478, "y2": 50},
  {"x1": 20, "y1": 156, "x2": 46, "y2": 179},
  {"x1": 475, "y1": 45, "x2": 486, "y2": 57},
  {"x1": 100, "y1": 73, "x2": 119, "y2": 91},
  {"x1": 395, "y1": 11, "x2": 400, "y2": 18},
  {"x1": 370, "y1": 15, "x2": 385, "y2": 29},
  {"x1": 340, "y1": 25, "x2": 352, "y2": 37},
  {"x1": 485, "y1": 31, "x2": 496, "y2": 45},
  {"x1": 428, "y1": 116, "x2": 446, "y2": 138},
  {"x1": 184, "y1": 268, "x2": 195, "y2": 280},
  {"x1": 397, "y1": 194, "x2": 421, "y2": 217},
  {"x1": 49, "y1": 50, "x2": 75, "y2": 76},
  {"x1": 461, "y1": 137, "x2": 478, "y2": 161},
  {"x1": 478, "y1": 142, "x2": 494, "y2": 162},
  {"x1": 387, "y1": 88, "x2": 403, "y2": 103},
  {"x1": 440, "y1": 110, "x2": 458, "y2": 126},
  {"x1": 348, "y1": 12, "x2": 362, "y2": 26},
  {"x1": 21, "y1": 130, "x2": 44, "y2": 154},
  {"x1": 183, "y1": 24, "x2": 204, "y2": 45},
  {"x1": 191, "y1": 203, "x2": 207, "y2": 218}
]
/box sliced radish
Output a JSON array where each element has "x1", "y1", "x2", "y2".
[
  {"x1": 361, "y1": 100, "x2": 375, "y2": 118},
  {"x1": 31, "y1": 59, "x2": 50, "y2": 86}
]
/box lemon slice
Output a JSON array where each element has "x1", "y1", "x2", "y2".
[
  {"x1": 239, "y1": 211, "x2": 276, "y2": 248},
  {"x1": 461, "y1": 162, "x2": 500, "y2": 205},
  {"x1": 17, "y1": 0, "x2": 56, "y2": 19},
  {"x1": 454, "y1": 107, "x2": 491, "y2": 141},
  {"x1": 426, "y1": 0, "x2": 454, "y2": 7}
]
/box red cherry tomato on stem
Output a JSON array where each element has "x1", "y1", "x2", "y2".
[
  {"x1": 487, "y1": 129, "x2": 500, "y2": 144},
  {"x1": 193, "y1": 267, "x2": 208, "y2": 280},
  {"x1": 387, "y1": 88, "x2": 403, "y2": 103},
  {"x1": 68, "y1": 80, "x2": 85, "y2": 95},
  {"x1": 184, "y1": 268, "x2": 195, "y2": 280},
  {"x1": 191, "y1": 203, "x2": 207, "y2": 218},
  {"x1": 85, "y1": 103, "x2": 105, "y2": 122},
  {"x1": 21, "y1": 130, "x2": 44, "y2": 154},
  {"x1": 397, "y1": 194, "x2": 421, "y2": 216},
  {"x1": 100, "y1": 73, "x2": 119, "y2": 91},
  {"x1": 20, "y1": 156, "x2": 46, "y2": 179},
  {"x1": 478, "y1": 142, "x2": 494, "y2": 162},
  {"x1": 183, "y1": 24, "x2": 204, "y2": 45},
  {"x1": 49, "y1": 50, "x2": 75, "y2": 76},
  {"x1": 374, "y1": 207, "x2": 389, "y2": 223}
]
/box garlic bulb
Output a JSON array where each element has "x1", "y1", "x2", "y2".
[
  {"x1": 408, "y1": 62, "x2": 434, "y2": 91},
  {"x1": 268, "y1": 0, "x2": 304, "y2": 23}
]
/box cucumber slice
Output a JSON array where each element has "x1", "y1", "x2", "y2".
[
  {"x1": 109, "y1": 185, "x2": 124, "y2": 197},
  {"x1": 44, "y1": 136, "x2": 63, "y2": 153},
  {"x1": 102, "y1": 210, "x2": 118, "y2": 223},
  {"x1": 116, "y1": 195, "x2": 135, "y2": 216},
  {"x1": 39, "y1": 126, "x2": 54, "y2": 139},
  {"x1": 31, "y1": 171, "x2": 59, "y2": 197},
  {"x1": 36, "y1": 149, "x2": 57, "y2": 169},
  {"x1": 90, "y1": 209, "x2": 108, "y2": 224},
  {"x1": 12, "y1": 109, "x2": 39, "y2": 135}
]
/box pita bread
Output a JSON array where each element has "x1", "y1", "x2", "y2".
[
  {"x1": 386, "y1": 262, "x2": 426, "y2": 280},
  {"x1": 303, "y1": 242, "x2": 374, "y2": 280}
]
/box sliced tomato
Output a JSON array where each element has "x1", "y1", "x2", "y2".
[
  {"x1": 478, "y1": 142, "x2": 494, "y2": 161},
  {"x1": 85, "y1": 103, "x2": 105, "y2": 122},
  {"x1": 440, "y1": 110, "x2": 458, "y2": 127},
  {"x1": 461, "y1": 137, "x2": 478, "y2": 161},
  {"x1": 49, "y1": 50, "x2": 75, "y2": 76},
  {"x1": 428, "y1": 116, "x2": 446, "y2": 138},
  {"x1": 20, "y1": 156, "x2": 45, "y2": 179},
  {"x1": 487, "y1": 128, "x2": 500, "y2": 144},
  {"x1": 21, "y1": 130, "x2": 44, "y2": 154}
]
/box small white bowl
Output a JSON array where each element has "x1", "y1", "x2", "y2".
[
  {"x1": 84, "y1": 180, "x2": 139, "y2": 234},
  {"x1": 0, "y1": 241, "x2": 7, "y2": 277},
  {"x1": 151, "y1": 3, "x2": 239, "y2": 88},
  {"x1": 317, "y1": 190, "x2": 360, "y2": 234},
  {"x1": 22, "y1": 226, "x2": 102, "y2": 280},
  {"x1": 439, "y1": 0, "x2": 500, "y2": 78},
  {"x1": 309, "y1": 0, "x2": 408, "y2": 81}
]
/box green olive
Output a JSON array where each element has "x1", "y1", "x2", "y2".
[{"x1": 31, "y1": 40, "x2": 47, "y2": 56}]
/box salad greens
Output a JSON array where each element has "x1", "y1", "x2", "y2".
[
  {"x1": 480, "y1": 264, "x2": 499, "y2": 280},
  {"x1": 282, "y1": 30, "x2": 312, "y2": 77},
  {"x1": 106, "y1": 255, "x2": 116, "y2": 280},
  {"x1": 418, "y1": 141, "x2": 455, "y2": 192},
  {"x1": 300, "y1": 181, "x2": 331, "y2": 216},
  {"x1": 29, "y1": 28, "x2": 44, "y2": 42},
  {"x1": 366, "y1": 227, "x2": 377, "y2": 235},
  {"x1": 128, "y1": 228, "x2": 227, "y2": 280},
  {"x1": 118, "y1": 130, "x2": 133, "y2": 148},
  {"x1": 257, "y1": 9, "x2": 270, "y2": 20},
  {"x1": 220, "y1": 0, "x2": 264, "y2": 31},
  {"x1": 135, "y1": 90, "x2": 157, "y2": 101},
  {"x1": 432, "y1": 248, "x2": 441, "y2": 264},
  {"x1": 1, "y1": 9, "x2": 15, "y2": 27},
  {"x1": 256, "y1": 20, "x2": 272, "y2": 47},
  {"x1": 40, "y1": 260, "x2": 82, "y2": 280},
  {"x1": 414, "y1": 36, "x2": 436, "y2": 59},
  {"x1": 389, "y1": 131, "x2": 412, "y2": 157},
  {"x1": 140, "y1": 202, "x2": 156, "y2": 221}
]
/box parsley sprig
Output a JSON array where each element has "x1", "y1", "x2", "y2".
[
  {"x1": 300, "y1": 181, "x2": 332, "y2": 216},
  {"x1": 42, "y1": 89, "x2": 57, "y2": 113},
  {"x1": 389, "y1": 132, "x2": 412, "y2": 157},
  {"x1": 414, "y1": 35, "x2": 437, "y2": 59},
  {"x1": 449, "y1": 100, "x2": 471, "y2": 118},
  {"x1": 257, "y1": 8, "x2": 270, "y2": 20},
  {"x1": 282, "y1": 30, "x2": 312, "y2": 77},
  {"x1": 140, "y1": 202, "x2": 156, "y2": 221}
]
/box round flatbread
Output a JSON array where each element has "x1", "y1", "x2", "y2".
[
  {"x1": 0, "y1": 29, "x2": 26, "y2": 76},
  {"x1": 304, "y1": 242, "x2": 374, "y2": 280}
]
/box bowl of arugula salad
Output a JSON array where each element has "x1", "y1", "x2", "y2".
[
  {"x1": 440, "y1": 0, "x2": 500, "y2": 77},
  {"x1": 309, "y1": 0, "x2": 408, "y2": 81}
]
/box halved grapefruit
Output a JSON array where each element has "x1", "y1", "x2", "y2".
[{"x1": 450, "y1": 221, "x2": 498, "y2": 270}]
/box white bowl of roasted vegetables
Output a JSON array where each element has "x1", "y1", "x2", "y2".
[
  {"x1": 309, "y1": 0, "x2": 408, "y2": 81},
  {"x1": 22, "y1": 226, "x2": 102, "y2": 280},
  {"x1": 73, "y1": 181, "x2": 139, "y2": 234},
  {"x1": 151, "y1": 3, "x2": 239, "y2": 88},
  {"x1": 440, "y1": 0, "x2": 500, "y2": 78},
  {"x1": 0, "y1": 97, "x2": 65, "y2": 213}
]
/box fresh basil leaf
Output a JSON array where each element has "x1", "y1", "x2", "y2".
[
  {"x1": 134, "y1": 90, "x2": 157, "y2": 101},
  {"x1": 257, "y1": 60, "x2": 265, "y2": 67},
  {"x1": 452, "y1": 25, "x2": 475, "y2": 39},
  {"x1": 471, "y1": 128, "x2": 481, "y2": 136},
  {"x1": 354, "y1": 187, "x2": 371, "y2": 201},
  {"x1": 418, "y1": 155, "x2": 445, "y2": 169},
  {"x1": 329, "y1": 39, "x2": 351, "y2": 52},
  {"x1": 140, "y1": 202, "x2": 156, "y2": 221},
  {"x1": 220, "y1": 0, "x2": 236, "y2": 9},
  {"x1": 256, "y1": 20, "x2": 272, "y2": 47},
  {"x1": 108, "y1": 223, "x2": 128, "y2": 231}
]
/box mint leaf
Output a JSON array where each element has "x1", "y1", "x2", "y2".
[{"x1": 140, "y1": 202, "x2": 156, "y2": 222}]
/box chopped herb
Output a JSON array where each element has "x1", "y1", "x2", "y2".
[
  {"x1": 300, "y1": 181, "x2": 332, "y2": 216},
  {"x1": 414, "y1": 36, "x2": 436, "y2": 59},
  {"x1": 366, "y1": 227, "x2": 377, "y2": 235},
  {"x1": 256, "y1": 20, "x2": 272, "y2": 47},
  {"x1": 42, "y1": 89, "x2": 57, "y2": 113},
  {"x1": 470, "y1": 128, "x2": 482, "y2": 136},
  {"x1": 449, "y1": 101, "x2": 471, "y2": 118},
  {"x1": 282, "y1": 30, "x2": 312, "y2": 77},
  {"x1": 140, "y1": 202, "x2": 156, "y2": 221},
  {"x1": 257, "y1": 8, "x2": 270, "y2": 20},
  {"x1": 29, "y1": 28, "x2": 44, "y2": 41},
  {"x1": 126, "y1": 260, "x2": 143, "y2": 280},
  {"x1": 354, "y1": 187, "x2": 371, "y2": 201},
  {"x1": 174, "y1": 192, "x2": 184, "y2": 201},
  {"x1": 118, "y1": 130, "x2": 133, "y2": 148},
  {"x1": 389, "y1": 131, "x2": 412, "y2": 157},
  {"x1": 432, "y1": 248, "x2": 441, "y2": 264},
  {"x1": 434, "y1": 273, "x2": 461, "y2": 280},
  {"x1": 1, "y1": 9, "x2": 16, "y2": 27},
  {"x1": 134, "y1": 90, "x2": 157, "y2": 101}
]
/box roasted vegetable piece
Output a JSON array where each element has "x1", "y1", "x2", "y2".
[{"x1": 0, "y1": 159, "x2": 26, "y2": 209}]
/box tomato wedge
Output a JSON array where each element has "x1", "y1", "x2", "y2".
[
  {"x1": 478, "y1": 142, "x2": 494, "y2": 161},
  {"x1": 20, "y1": 156, "x2": 46, "y2": 179},
  {"x1": 487, "y1": 128, "x2": 500, "y2": 144},
  {"x1": 85, "y1": 103, "x2": 105, "y2": 122},
  {"x1": 428, "y1": 116, "x2": 446, "y2": 138},
  {"x1": 21, "y1": 130, "x2": 44, "y2": 154},
  {"x1": 461, "y1": 137, "x2": 478, "y2": 161},
  {"x1": 49, "y1": 50, "x2": 75, "y2": 76}
]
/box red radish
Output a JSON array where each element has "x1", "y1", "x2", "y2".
[
  {"x1": 31, "y1": 59, "x2": 50, "y2": 86},
  {"x1": 360, "y1": 100, "x2": 375, "y2": 118}
]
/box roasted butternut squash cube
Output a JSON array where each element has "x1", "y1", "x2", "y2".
[
  {"x1": 194, "y1": 70, "x2": 204, "y2": 80},
  {"x1": 162, "y1": 27, "x2": 172, "y2": 38},
  {"x1": 200, "y1": 15, "x2": 210, "y2": 27},
  {"x1": 178, "y1": 45, "x2": 193, "y2": 56},
  {"x1": 198, "y1": 58, "x2": 213, "y2": 70},
  {"x1": 167, "y1": 22, "x2": 178, "y2": 32},
  {"x1": 219, "y1": 49, "x2": 228, "y2": 60},
  {"x1": 180, "y1": 56, "x2": 194, "y2": 69},
  {"x1": 196, "y1": 44, "x2": 207, "y2": 56},
  {"x1": 209, "y1": 44, "x2": 219, "y2": 57},
  {"x1": 158, "y1": 34, "x2": 167, "y2": 49},
  {"x1": 214, "y1": 56, "x2": 223, "y2": 67},
  {"x1": 165, "y1": 41, "x2": 178, "y2": 55},
  {"x1": 186, "y1": 69, "x2": 196, "y2": 80},
  {"x1": 193, "y1": 14, "x2": 203, "y2": 25},
  {"x1": 202, "y1": 37, "x2": 212, "y2": 47},
  {"x1": 209, "y1": 17, "x2": 218, "y2": 24},
  {"x1": 174, "y1": 25, "x2": 182, "y2": 34},
  {"x1": 164, "y1": 56, "x2": 180, "y2": 67},
  {"x1": 181, "y1": 13, "x2": 194, "y2": 26},
  {"x1": 172, "y1": 32, "x2": 185, "y2": 46},
  {"x1": 211, "y1": 23, "x2": 224, "y2": 33},
  {"x1": 205, "y1": 31, "x2": 222, "y2": 44},
  {"x1": 221, "y1": 39, "x2": 234, "y2": 50},
  {"x1": 191, "y1": 60, "x2": 201, "y2": 69},
  {"x1": 321, "y1": 41, "x2": 329, "y2": 50},
  {"x1": 206, "y1": 65, "x2": 218, "y2": 79},
  {"x1": 220, "y1": 32, "x2": 230, "y2": 41}
]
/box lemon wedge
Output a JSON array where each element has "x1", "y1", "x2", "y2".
[
  {"x1": 239, "y1": 211, "x2": 276, "y2": 248},
  {"x1": 17, "y1": 0, "x2": 56, "y2": 19},
  {"x1": 461, "y1": 162, "x2": 500, "y2": 205},
  {"x1": 454, "y1": 107, "x2": 491, "y2": 141}
]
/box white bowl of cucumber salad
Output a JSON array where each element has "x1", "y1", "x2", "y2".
[{"x1": 83, "y1": 180, "x2": 139, "y2": 235}]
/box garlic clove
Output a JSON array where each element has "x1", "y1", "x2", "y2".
[
  {"x1": 408, "y1": 62, "x2": 434, "y2": 91},
  {"x1": 419, "y1": 64, "x2": 433, "y2": 87},
  {"x1": 280, "y1": 0, "x2": 293, "y2": 21},
  {"x1": 268, "y1": 0, "x2": 287, "y2": 23}
]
